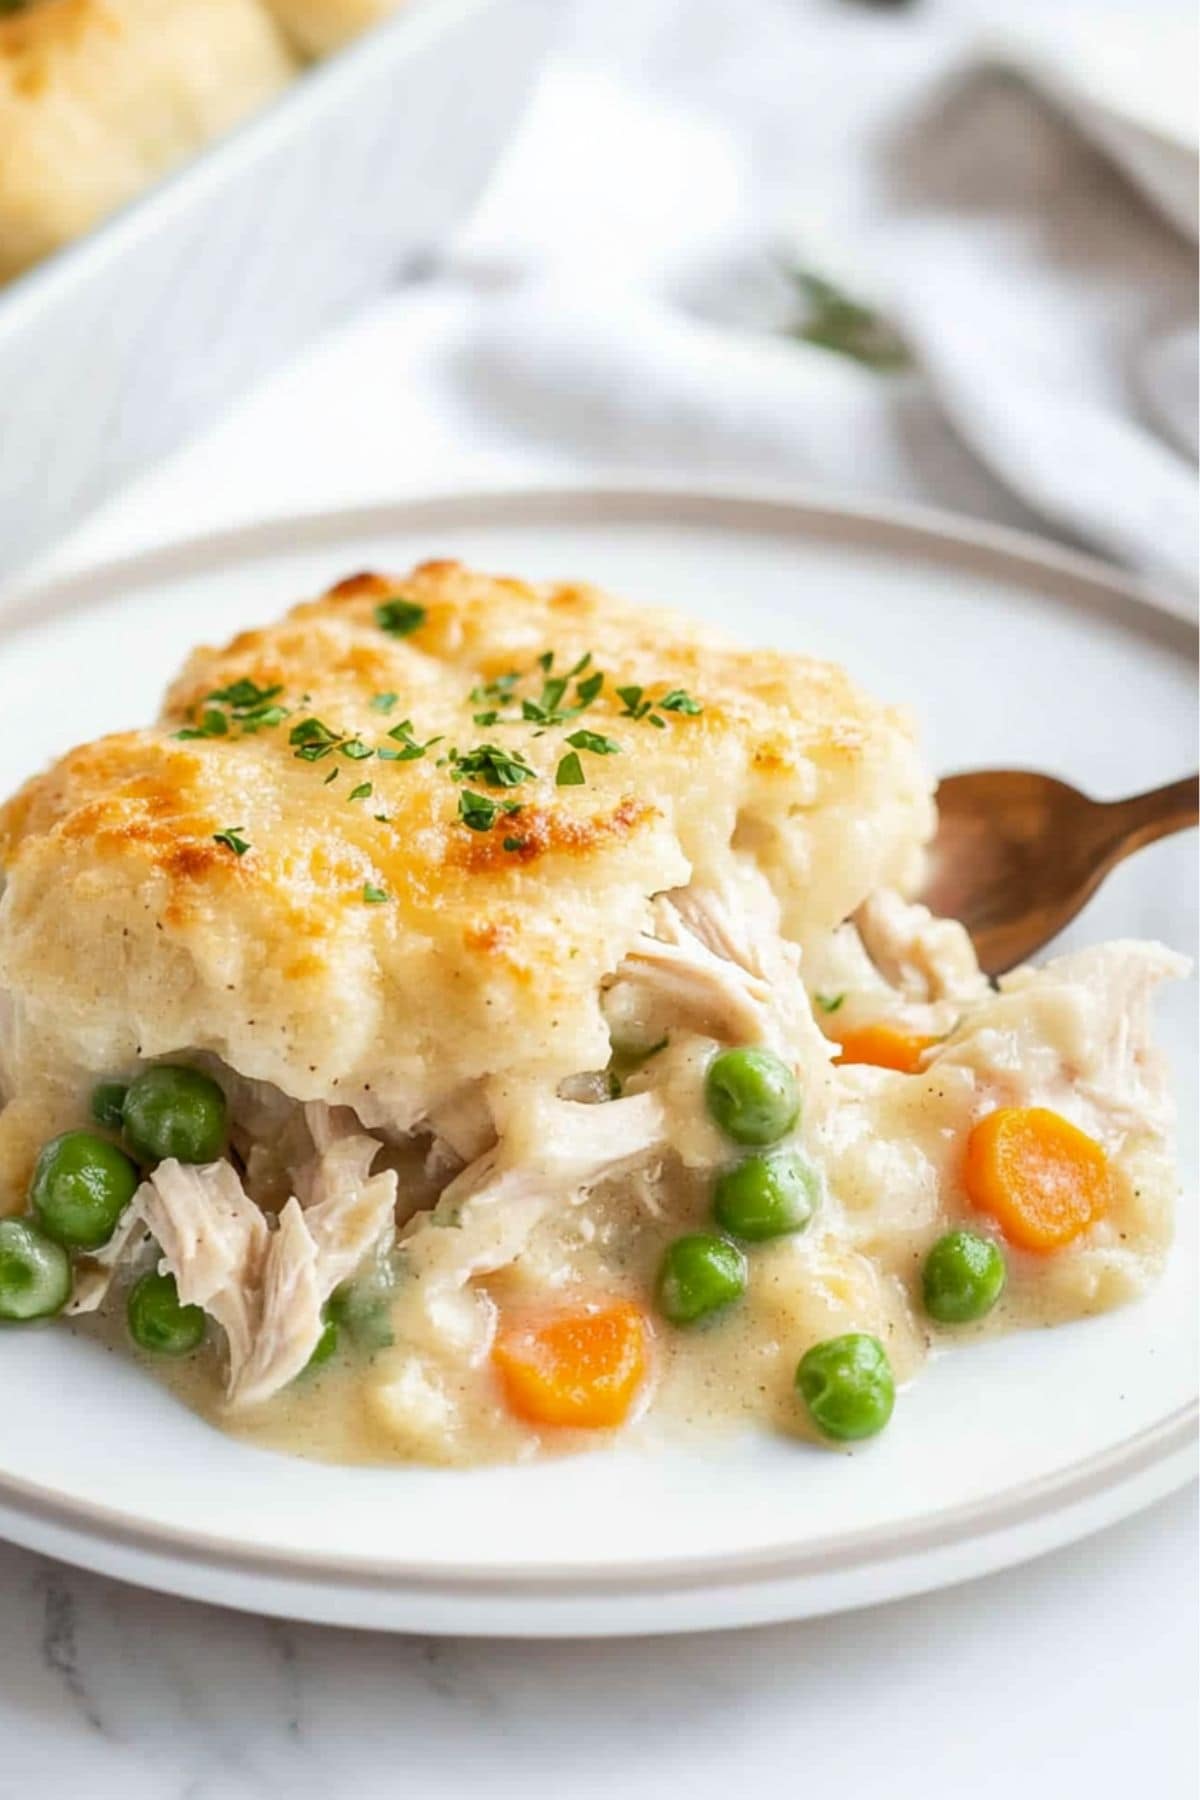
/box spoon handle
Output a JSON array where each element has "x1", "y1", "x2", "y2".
[{"x1": 1099, "y1": 774, "x2": 1199, "y2": 857}]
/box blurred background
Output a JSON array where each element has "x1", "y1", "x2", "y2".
[{"x1": 6, "y1": 0, "x2": 1195, "y2": 604}]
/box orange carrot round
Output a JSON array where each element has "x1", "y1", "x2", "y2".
[
  {"x1": 963, "y1": 1106, "x2": 1109, "y2": 1253},
  {"x1": 835, "y1": 1022, "x2": 940, "y2": 1074},
  {"x1": 493, "y1": 1301, "x2": 649, "y2": 1430}
]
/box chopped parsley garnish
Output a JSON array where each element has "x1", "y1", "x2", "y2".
[
  {"x1": 556, "y1": 751, "x2": 585, "y2": 787},
  {"x1": 340, "y1": 739, "x2": 373, "y2": 761},
  {"x1": 383, "y1": 721, "x2": 440, "y2": 762},
  {"x1": 815, "y1": 992, "x2": 846, "y2": 1014},
  {"x1": 208, "y1": 679, "x2": 282, "y2": 711},
  {"x1": 370, "y1": 692, "x2": 399, "y2": 713},
  {"x1": 502, "y1": 836, "x2": 525, "y2": 852},
  {"x1": 457, "y1": 790, "x2": 500, "y2": 832},
  {"x1": 452, "y1": 744, "x2": 537, "y2": 789},
  {"x1": 375, "y1": 597, "x2": 426, "y2": 637},
  {"x1": 617, "y1": 683, "x2": 701, "y2": 722},
  {"x1": 290, "y1": 717, "x2": 339, "y2": 749},
  {"x1": 659, "y1": 689, "x2": 702, "y2": 715},
  {"x1": 239, "y1": 703, "x2": 289, "y2": 733},
  {"x1": 323, "y1": 769, "x2": 339, "y2": 785},
  {"x1": 565, "y1": 729, "x2": 620, "y2": 756},
  {"x1": 466, "y1": 656, "x2": 602, "y2": 727},
  {"x1": 212, "y1": 828, "x2": 251, "y2": 857},
  {"x1": 362, "y1": 884, "x2": 389, "y2": 904},
  {"x1": 348, "y1": 782, "x2": 373, "y2": 802},
  {"x1": 177, "y1": 679, "x2": 290, "y2": 740},
  {"x1": 469, "y1": 671, "x2": 520, "y2": 706}
]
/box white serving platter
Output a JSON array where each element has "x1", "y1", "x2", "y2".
[{"x1": 0, "y1": 485, "x2": 1194, "y2": 1635}]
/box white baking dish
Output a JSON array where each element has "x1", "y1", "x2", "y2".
[{"x1": 0, "y1": 0, "x2": 556, "y2": 578}]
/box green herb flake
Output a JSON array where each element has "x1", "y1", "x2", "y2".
[
  {"x1": 212, "y1": 828, "x2": 251, "y2": 857},
  {"x1": 565, "y1": 729, "x2": 620, "y2": 756},
  {"x1": 323, "y1": 769, "x2": 340, "y2": 786},
  {"x1": 567, "y1": 652, "x2": 593, "y2": 678},
  {"x1": 659, "y1": 689, "x2": 703, "y2": 715},
  {"x1": 362, "y1": 883, "x2": 390, "y2": 904},
  {"x1": 340, "y1": 740, "x2": 373, "y2": 761},
  {"x1": 556, "y1": 751, "x2": 585, "y2": 788},
  {"x1": 239, "y1": 704, "x2": 289, "y2": 734},
  {"x1": 453, "y1": 744, "x2": 537, "y2": 790},
  {"x1": 384, "y1": 720, "x2": 439, "y2": 763},
  {"x1": 615, "y1": 684, "x2": 650, "y2": 720},
  {"x1": 502, "y1": 836, "x2": 526, "y2": 853},
  {"x1": 468, "y1": 672, "x2": 520, "y2": 705},
  {"x1": 348, "y1": 782, "x2": 373, "y2": 802},
  {"x1": 370, "y1": 692, "x2": 399, "y2": 714},
  {"x1": 788, "y1": 267, "x2": 911, "y2": 373},
  {"x1": 816, "y1": 992, "x2": 846, "y2": 1014},
  {"x1": 290, "y1": 717, "x2": 339, "y2": 748},
  {"x1": 207, "y1": 679, "x2": 282, "y2": 711},
  {"x1": 457, "y1": 790, "x2": 499, "y2": 832},
  {"x1": 375, "y1": 597, "x2": 426, "y2": 638},
  {"x1": 647, "y1": 713, "x2": 667, "y2": 729},
  {"x1": 574, "y1": 671, "x2": 604, "y2": 708}
]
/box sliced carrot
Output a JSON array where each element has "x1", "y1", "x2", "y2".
[
  {"x1": 834, "y1": 1022, "x2": 941, "y2": 1074},
  {"x1": 963, "y1": 1106, "x2": 1109, "y2": 1253},
  {"x1": 492, "y1": 1301, "x2": 649, "y2": 1430}
]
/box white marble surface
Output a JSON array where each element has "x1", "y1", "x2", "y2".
[{"x1": 0, "y1": 1487, "x2": 1195, "y2": 1796}]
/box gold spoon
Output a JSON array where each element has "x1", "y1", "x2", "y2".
[{"x1": 920, "y1": 770, "x2": 1199, "y2": 978}]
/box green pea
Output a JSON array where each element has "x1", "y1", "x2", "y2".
[
  {"x1": 126, "y1": 1269, "x2": 206, "y2": 1354},
  {"x1": 796, "y1": 1333, "x2": 895, "y2": 1441},
  {"x1": 29, "y1": 1130, "x2": 139, "y2": 1249},
  {"x1": 657, "y1": 1233, "x2": 747, "y2": 1326},
  {"x1": 327, "y1": 1268, "x2": 396, "y2": 1350},
  {"x1": 713, "y1": 1147, "x2": 819, "y2": 1241},
  {"x1": 305, "y1": 1313, "x2": 339, "y2": 1371},
  {"x1": 90, "y1": 1080, "x2": 129, "y2": 1131},
  {"x1": 704, "y1": 1047, "x2": 800, "y2": 1147},
  {"x1": 0, "y1": 1218, "x2": 72, "y2": 1322},
  {"x1": 923, "y1": 1229, "x2": 1006, "y2": 1324},
  {"x1": 122, "y1": 1065, "x2": 227, "y2": 1165}
]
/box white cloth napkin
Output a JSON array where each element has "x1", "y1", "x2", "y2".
[
  {"x1": 450, "y1": 3, "x2": 1198, "y2": 603},
  {"x1": 46, "y1": 0, "x2": 1198, "y2": 611}
]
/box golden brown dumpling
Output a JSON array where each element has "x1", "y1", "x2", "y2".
[{"x1": 0, "y1": 0, "x2": 299, "y2": 282}]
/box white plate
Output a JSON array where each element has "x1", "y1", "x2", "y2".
[{"x1": 0, "y1": 486, "x2": 1195, "y2": 1636}]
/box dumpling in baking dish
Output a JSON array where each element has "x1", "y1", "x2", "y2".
[
  {"x1": 261, "y1": 0, "x2": 406, "y2": 56},
  {"x1": 0, "y1": 0, "x2": 299, "y2": 283}
]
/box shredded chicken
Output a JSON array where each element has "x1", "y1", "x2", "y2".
[
  {"x1": 398, "y1": 1089, "x2": 669, "y2": 1358},
  {"x1": 938, "y1": 940, "x2": 1189, "y2": 1137},
  {"x1": 65, "y1": 1207, "x2": 153, "y2": 1316},
  {"x1": 228, "y1": 1109, "x2": 398, "y2": 1408},
  {"x1": 855, "y1": 889, "x2": 989, "y2": 1004},
  {"x1": 138, "y1": 1160, "x2": 270, "y2": 1380}
]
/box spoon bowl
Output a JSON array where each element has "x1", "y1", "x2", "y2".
[{"x1": 920, "y1": 770, "x2": 1199, "y2": 977}]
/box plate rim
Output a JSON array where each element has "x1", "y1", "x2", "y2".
[
  {"x1": 2, "y1": 477, "x2": 1196, "y2": 643},
  {"x1": 0, "y1": 479, "x2": 1195, "y2": 1617}
]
